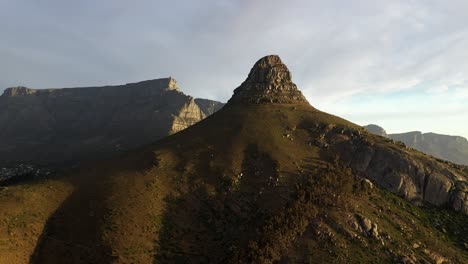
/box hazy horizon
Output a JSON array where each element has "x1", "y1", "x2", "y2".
[{"x1": 1, "y1": 0, "x2": 467, "y2": 138}]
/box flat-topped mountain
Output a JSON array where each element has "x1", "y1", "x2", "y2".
[
  {"x1": 364, "y1": 125, "x2": 468, "y2": 166},
  {"x1": 0, "y1": 78, "x2": 223, "y2": 167},
  {"x1": 0, "y1": 56, "x2": 467, "y2": 263}
]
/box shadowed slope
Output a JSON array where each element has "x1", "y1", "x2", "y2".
[{"x1": 0, "y1": 78, "x2": 223, "y2": 167}]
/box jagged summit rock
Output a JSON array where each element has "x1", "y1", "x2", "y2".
[{"x1": 228, "y1": 55, "x2": 308, "y2": 104}]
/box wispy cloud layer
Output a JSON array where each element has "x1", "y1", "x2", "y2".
[{"x1": 1, "y1": 0, "x2": 467, "y2": 137}]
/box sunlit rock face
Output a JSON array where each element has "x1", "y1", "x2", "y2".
[{"x1": 228, "y1": 55, "x2": 308, "y2": 104}]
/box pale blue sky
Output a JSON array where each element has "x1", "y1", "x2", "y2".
[{"x1": 1, "y1": 0, "x2": 467, "y2": 138}]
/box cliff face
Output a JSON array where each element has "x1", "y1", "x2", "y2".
[
  {"x1": 330, "y1": 128, "x2": 468, "y2": 214},
  {"x1": 391, "y1": 132, "x2": 468, "y2": 166},
  {"x1": 228, "y1": 55, "x2": 308, "y2": 104},
  {"x1": 364, "y1": 125, "x2": 468, "y2": 166},
  {"x1": 170, "y1": 98, "x2": 206, "y2": 134},
  {"x1": 0, "y1": 78, "x2": 223, "y2": 166},
  {"x1": 363, "y1": 124, "x2": 388, "y2": 137}
]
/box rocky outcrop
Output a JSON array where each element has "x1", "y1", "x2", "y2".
[
  {"x1": 2, "y1": 86, "x2": 42, "y2": 96},
  {"x1": 0, "y1": 78, "x2": 223, "y2": 166},
  {"x1": 391, "y1": 132, "x2": 468, "y2": 166},
  {"x1": 0, "y1": 164, "x2": 53, "y2": 185},
  {"x1": 351, "y1": 214, "x2": 381, "y2": 240},
  {"x1": 228, "y1": 55, "x2": 308, "y2": 104},
  {"x1": 364, "y1": 124, "x2": 388, "y2": 137},
  {"x1": 321, "y1": 126, "x2": 468, "y2": 214},
  {"x1": 364, "y1": 125, "x2": 468, "y2": 166},
  {"x1": 170, "y1": 98, "x2": 206, "y2": 134}
]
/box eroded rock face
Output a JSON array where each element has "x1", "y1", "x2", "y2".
[
  {"x1": 0, "y1": 78, "x2": 223, "y2": 166},
  {"x1": 170, "y1": 98, "x2": 206, "y2": 134},
  {"x1": 353, "y1": 214, "x2": 380, "y2": 239},
  {"x1": 305, "y1": 123, "x2": 468, "y2": 214},
  {"x1": 322, "y1": 126, "x2": 468, "y2": 214},
  {"x1": 391, "y1": 132, "x2": 468, "y2": 166},
  {"x1": 2, "y1": 86, "x2": 40, "y2": 96},
  {"x1": 228, "y1": 55, "x2": 308, "y2": 104},
  {"x1": 364, "y1": 124, "x2": 388, "y2": 138},
  {"x1": 365, "y1": 124, "x2": 468, "y2": 166}
]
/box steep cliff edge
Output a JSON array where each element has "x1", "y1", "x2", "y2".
[
  {"x1": 391, "y1": 132, "x2": 468, "y2": 166},
  {"x1": 327, "y1": 127, "x2": 468, "y2": 214},
  {"x1": 0, "y1": 78, "x2": 223, "y2": 166},
  {"x1": 364, "y1": 125, "x2": 468, "y2": 166},
  {"x1": 364, "y1": 124, "x2": 388, "y2": 137}
]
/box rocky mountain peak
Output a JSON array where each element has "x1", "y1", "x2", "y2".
[{"x1": 228, "y1": 55, "x2": 308, "y2": 104}]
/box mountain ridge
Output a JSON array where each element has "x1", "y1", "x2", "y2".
[
  {"x1": 0, "y1": 77, "x2": 224, "y2": 168},
  {"x1": 1, "y1": 77, "x2": 181, "y2": 97},
  {"x1": 364, "y1": 124, "x2": 468, "y2": 166},
  {"x1": 0, "y1": 56, "x2": 466, "y2": 263}
]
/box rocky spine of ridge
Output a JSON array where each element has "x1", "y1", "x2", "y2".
[
  {"x1": 364, "y1": 124, "x2": 468, "y2": 166},
  {"x1": 391, "y1": 132, "x2": 468, "y2": 166},
  {"x1": 364, "y1": 124, "x2": 388, "y2": 137},
  {"x1": 323, "y1": 125, "x2": 468, "y2": 214},
  {"x1": 228, "y1": 55, "x2": 308, "y2": 104},
  {"x1": 0, "y1": 78, "x2": 223, "y2": 167}
]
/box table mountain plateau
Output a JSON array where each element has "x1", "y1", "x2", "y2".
[
  {"x1": 0, "y1": 78, "x2": 223, "y2": 168},
  {"x1": 0, "y1": 56, "x2": 467, "y2": 263}
]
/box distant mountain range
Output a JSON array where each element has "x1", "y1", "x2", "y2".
[
  {"x1": 0, "y1": 78, "x2": 223, "y2": 167},
  {"x1": 364, "y1": 124, "x2": 468, "y2": 166}
]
